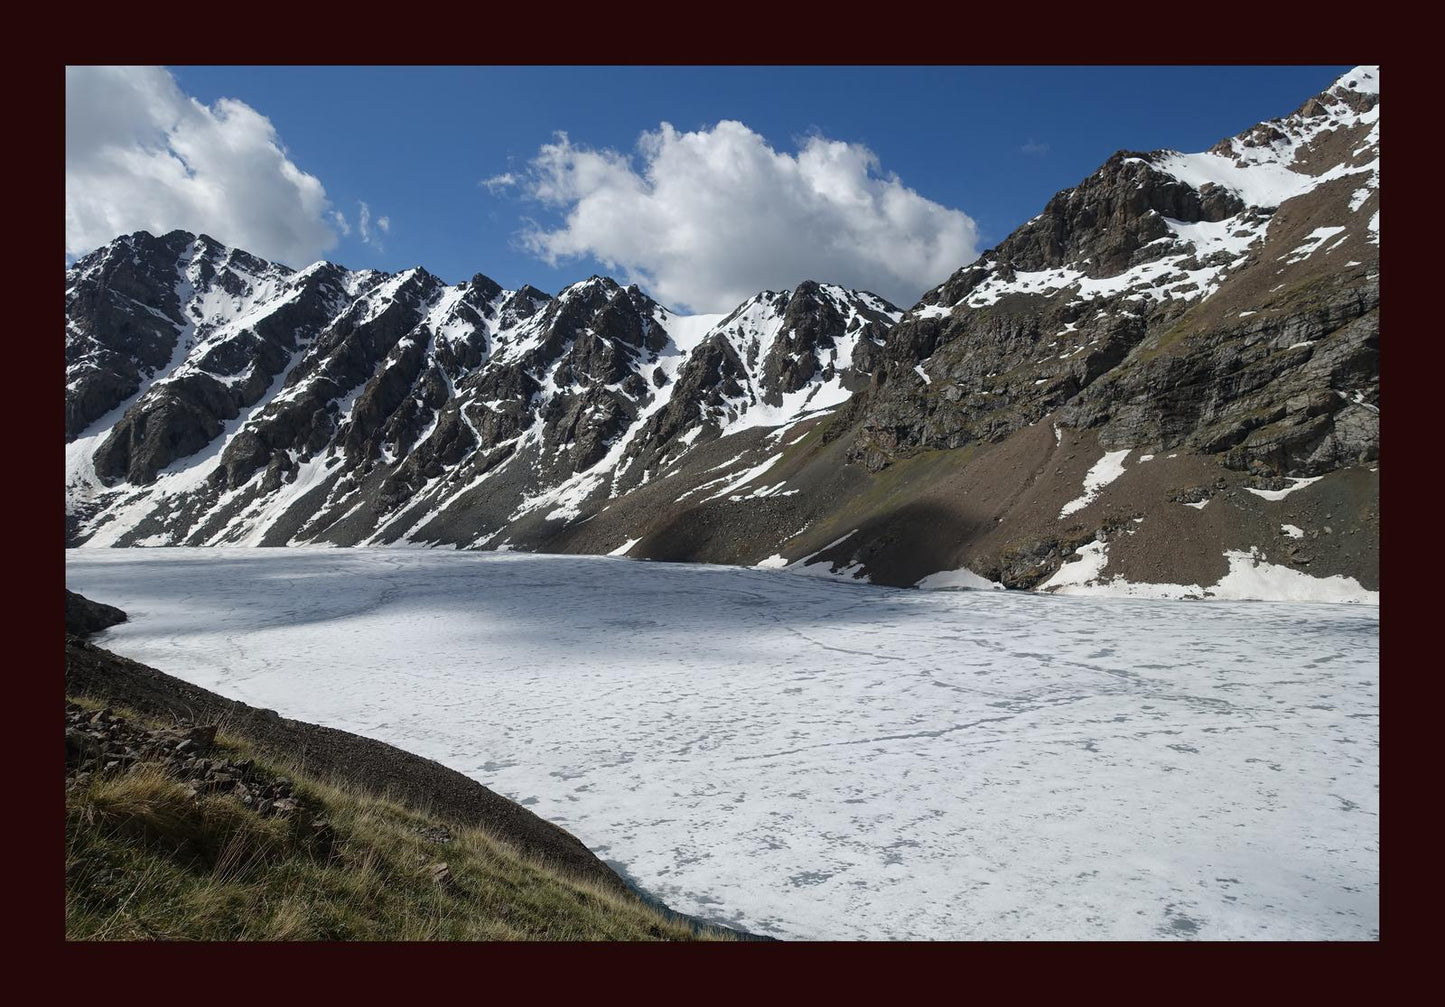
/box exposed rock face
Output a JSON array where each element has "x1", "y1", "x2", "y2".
[
  {"x1": 758, "y1": 281, "x2": 897, "y2": 402},
  {"x1": 66, "y1": 239, "x2": 899, "y2": 548},
  {"x1": 66, "y1": 230, "x2": 197, "y2": 439},
  {"x1": 851, "y1": 66, "x2": 1379, "y2": 480}
]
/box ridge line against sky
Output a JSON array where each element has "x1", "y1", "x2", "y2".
[{"x1": 66, "y1": 65, "x2": 1354, "y2": 313}]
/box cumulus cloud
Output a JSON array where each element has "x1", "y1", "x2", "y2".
[
  {"x1": 509, "y1": 121, "x2": 979, "y2": 312},
  {"x1": 66, "y1": 65, "x2": 339, "y2": 266},
  {"x1": 1020, "y1": 139, "x2": 1050, "y2": 156}
]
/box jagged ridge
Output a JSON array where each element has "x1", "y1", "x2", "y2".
[{"x1": 65, "y1": 237, "x2": 900, "y2": 548}]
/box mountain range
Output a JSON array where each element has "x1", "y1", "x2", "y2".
[{"x1": 65, "y1": 66, "x2": 1379, "y2": 601}]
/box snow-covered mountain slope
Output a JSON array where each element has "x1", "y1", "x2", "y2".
[
  {"x1": 65, "y1": 68, "x2": 1379, "y2": 604},
  {"x1": 65, "y1": 235, "x2": 899, "y2": 549}
]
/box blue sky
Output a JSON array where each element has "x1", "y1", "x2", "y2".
[{"x1": 68, "y1": 65, "x2": 1353, "y2": 312}]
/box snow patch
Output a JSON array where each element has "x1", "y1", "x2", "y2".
[
  {"x1": 1213, "y1": 548, "x2": 1377, "y2": 604},
  {"x1": 607, "y1": 538, "x2": 640, "y2": 557},
  {"x1": 1245, "y1": 477, "x2": 1322, "y2": 501},
  {"x1": 1059, "y1": 449, "x2": 1132, "y2": 518},
  {"x1": 915, "y1": 566, "x2": 1004, "y2": 591},
  {"x1": 1042, "y1": 538, "x2": 1377, "y2": 605},
  {"x1": 699, "y1": 454, "x2": 784, "y2": 503}
]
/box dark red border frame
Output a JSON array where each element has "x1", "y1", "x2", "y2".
[{"x1": 25, "y1": 5, "x2": 1410, "y2": 990}]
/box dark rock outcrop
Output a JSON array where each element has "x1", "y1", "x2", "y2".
[{"x1": 64, "y1": 590, "x2": 127, "y2": 636}]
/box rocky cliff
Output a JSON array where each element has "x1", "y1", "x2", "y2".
[{"x1": 66, "y1": 239, "x2": 898, "y2": 549}]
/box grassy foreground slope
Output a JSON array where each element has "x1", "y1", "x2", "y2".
[
  {"x1": 65, "y1": 698, "x2": 711, "y2": 941},
  {"x1": 65, "y1": 630, "x2": 732, "y2": 941}
]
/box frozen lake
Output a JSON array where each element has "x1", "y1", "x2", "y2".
[{"x1": 65, "y1": 548, "x2": 1379, "y2": 940}]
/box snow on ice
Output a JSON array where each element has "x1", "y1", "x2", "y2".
[{"x1": 67, "y1": 548, "x2": 1378, "y2": 942}]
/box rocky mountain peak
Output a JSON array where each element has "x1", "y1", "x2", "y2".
[
  {"x1": 465, "y1": 272, "x2": 504, "y2": 303},
  {"x1": 854, "y1": 66, "x2": 1378, "y2": 481},
  {"x1": 65, "y1": 229, "x2": 901, "y2": 548}
]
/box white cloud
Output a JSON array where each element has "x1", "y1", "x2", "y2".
[
  {"x1": 357, "y1": 201, "x2": 388, "y2": 251},
  {"x1": 1020, "y1": 139, "x2": 1050, "y2": 156},
  {"x1": 510, "y1": 121, "x2": 978, "y2": 312},
  {"x1": 331, "y1": 210, "x2": 351, "y2": 236},
  {"x1": 66, "y1": 66, "x2": 340, "y2": 267},
  {"x1": 481, "y1": 173, "x2": 518, "y2": 193}
]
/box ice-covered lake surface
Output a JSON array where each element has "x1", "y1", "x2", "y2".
[{"x1": 66, "y1": 548, "x2": 1379, "y2": 941}]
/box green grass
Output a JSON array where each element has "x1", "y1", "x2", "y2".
[{"x1": 65, "y1": 699, "x2": 723, "y2": 941}]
